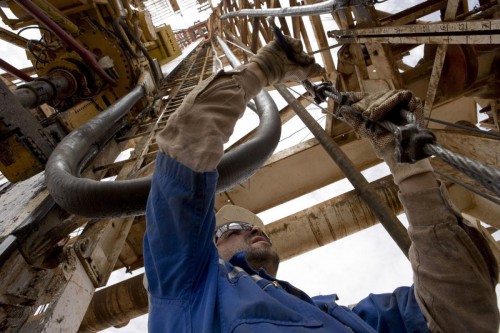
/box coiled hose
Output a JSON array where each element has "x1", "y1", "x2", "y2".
[{"x1": 45, "y1": 64, "x2": 280, "y2": 218}]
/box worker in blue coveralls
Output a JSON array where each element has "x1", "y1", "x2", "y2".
[{"x1": 144, "y1": 35, "x2": 499, "y2": 332}]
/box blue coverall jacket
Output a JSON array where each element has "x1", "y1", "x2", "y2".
[{"x1": 144, "y1": 153, "x2": 429, "y2": 332}]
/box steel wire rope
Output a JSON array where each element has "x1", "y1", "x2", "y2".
[
  {"x1": 293, "y1": 86, "x2": 498, "y2": 155},
  {"x1": 281, "y1": 86, "x2": 329, "y2": 143},
  {"x1": 203, "y1": 42, "x2": 329, "y2": 144},
  {"x1": 376, "y1": 117, "x2": 500, "y2": 197},
  {"x1": 423, "y1": 117, "x2": 500, "y2": 139},
  {"x1": 211, "y1": 40, "x2": 224, "y2": 70},
  {"x1": 299, "y1": 113, "x2": 326, "y2": 143},
  {"x1": 225, "y1": 40, "x2": 256, "y2": 57},
  {"x1": 284, "y1": 78, "x2": 500, "y2": 201},
  {"x1": 424, "y1": 144, "x2": 500, "y2": 195},
  {"x1": 318, "y1": 89, "x2": 500, "y2": 196},
  {"x1": 275, "y1": 83, "x2": 412, "y2": 256},
  {"x1": 433, "y1": 169, "x2": 500, "y2": 205},
  {"x1": 279, "y1": 113, "x2": 326, "y2": 143}
]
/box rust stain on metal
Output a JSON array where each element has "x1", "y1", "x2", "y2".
[{"x1": 305, "y1": 210, "x2": 324, "y2": 246}]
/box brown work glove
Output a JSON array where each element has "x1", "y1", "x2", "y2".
[
  {"x1": 250, "y1": 35, "x2": 324, "y2": 85},
  {"x1": 337, "y1": 90, "x2": 433, "y2": 185}
]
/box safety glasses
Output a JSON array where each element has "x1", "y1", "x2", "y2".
[{"x1": 214, "y1": 222, "x2": 271, "y2": 244}]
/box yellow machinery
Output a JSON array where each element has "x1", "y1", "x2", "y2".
[{"x1": 0, "y1": 0, "x2": 180, "y2": 182}]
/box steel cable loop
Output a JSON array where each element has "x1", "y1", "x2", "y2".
[
  {"x1": 378, "y1": 120, "x2": 398, "y2": 133},
  {"x1": 400, "y1": 109, "x2": 500, "y2": 196},
  {"x1": 361, "y1": 112, "x2": 500, "y2": 197},
  {"x1": 424, "y1": 144, "x2": 500, "y2": 197},
  {"x1": 307, "y1": 81, "x2": 499, "y2": 197}
]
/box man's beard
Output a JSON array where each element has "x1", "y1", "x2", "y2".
[{"x1": 246, "y1": 246, "x2": 280, "y2": 276}]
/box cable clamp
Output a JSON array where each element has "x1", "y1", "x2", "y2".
[{"x1": 394, "y1": 124, "x2": 436, "y2": 163}]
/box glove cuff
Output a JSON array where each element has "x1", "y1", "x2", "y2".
[
  {"x1": 250, "y1": 50, "x2": 281, "y2": 85},
  {"x1": 390, "y1": 158, "x2": 433, "y2": 185},
  {"x1": 379, "y1": 144, "x2": 433, "y2": 185},
  {"x1": 232, "y1": 67, "x2": 264, "y2": 101}
]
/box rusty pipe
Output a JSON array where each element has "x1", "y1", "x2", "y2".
[
  {"x1": 221, "y1": 0, "x2": 336, "y2": 18},
  {"x1": 78, "y1": 274, "x2": 148, "y2": 332},
  {"x1": 250, "y1": 17, "x2": 260, "y2": 54},
  {"x1": 0, "y1": 57, "x2": 33, "y2": 82},
  {"x1": 14, "y1": 0, "x2": 117, "y2": 86}
]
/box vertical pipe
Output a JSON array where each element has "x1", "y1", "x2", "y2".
[
  {"x1": 216, "y1": 34, "x2": 242, "y2": 68},
  {"x1": 112, "y1": 0, "x2": 128, "y2": 18},
  {"x1": 274, "y1": 84, "x2": 411, "y2": 257},
  {"x1": 250, "y1": 17, "x2": 260, "y2": 54},
  {"x1": 214, "y1": 34, "x2": 282, "y2": 192}
]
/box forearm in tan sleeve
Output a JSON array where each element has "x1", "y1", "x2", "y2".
[
  {"x1": 400, "y1": 183, "x2": 499, "y2": 333},
  {"x1": 156, "y1": 67, "x2": 263, "y2": 172}
]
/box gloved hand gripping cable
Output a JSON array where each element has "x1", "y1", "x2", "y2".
[{"x1": 303, "y1": 81, "x2": 500, "y2": 196}]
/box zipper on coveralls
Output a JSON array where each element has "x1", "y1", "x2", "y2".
[{"x1": 262, "y1": 281, "x2": 280, "y2": 290}]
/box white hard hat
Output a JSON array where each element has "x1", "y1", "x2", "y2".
[{"x1": 215, "y1": 205, "x2": 264, "y2": 229}]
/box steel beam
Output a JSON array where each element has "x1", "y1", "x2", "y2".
[
  {"x1": 424, "y1": 0, "x2": 461, "y2": 122},
  {"x1": 328, "y1": 19, "x2": 500, "y2": 44},
  {"x1": 21, "y1": 250, "x2": 95, "y2": 332},
  {"x1": 215, "y1": 135, "x2": 380, "y2": 214}
]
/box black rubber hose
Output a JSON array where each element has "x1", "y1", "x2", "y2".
[
  {"x1": 217, "y1": 89, "x2": 280, "y2": 191},
  {"x1": 118, "y1": 18, "x2": 161, "y2": 87},
  {"x1": 45, "y1": 85, "x2": 151, "y2": 217},
  {"x1": 45, "y1": 61, "x2": 281, "y2": 217},
  {"x1": 112, "y1": 17, "x2": 138, "y2": 58},
  {"x1": 214, "y1": 34, "x2": 281, "y2": 190}
]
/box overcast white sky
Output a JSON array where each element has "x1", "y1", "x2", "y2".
[{"x1": 1, "y1": 0, "x2": 497, "y2": 332}]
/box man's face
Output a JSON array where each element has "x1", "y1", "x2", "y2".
[{"x1": 215, "y1": 222, "x2": 280, "y2": 276}]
